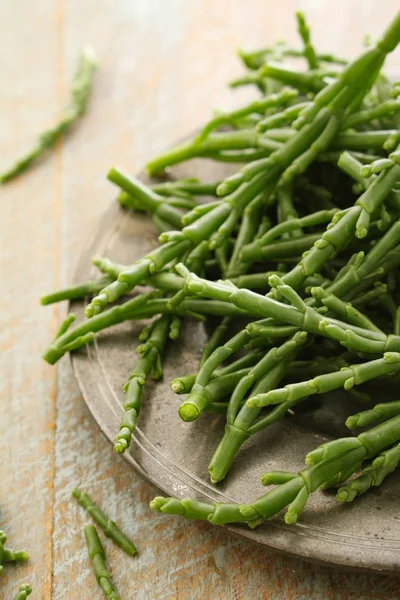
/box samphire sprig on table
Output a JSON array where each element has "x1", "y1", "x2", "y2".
[
  {"x1": 41, "y1": 10, "x2": 400, "y2": 528},
  {"x1": 0, "y1": 47, "x2": 97, "y2": 184},
  {"x1": 0, "y1": 529, "x2": 30, "y2": 595}
]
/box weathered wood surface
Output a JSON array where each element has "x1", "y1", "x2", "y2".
[{"x1": 1, "y1": 1, "x2": 400, "y2": 598}]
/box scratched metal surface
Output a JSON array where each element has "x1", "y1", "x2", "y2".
[{"x1": 1, "y1": 1, "x2": 400, "y2": 598}]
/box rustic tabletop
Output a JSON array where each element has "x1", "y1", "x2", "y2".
[{"x1": 1, "y1": 1, "x2": 400, "y2": 598}]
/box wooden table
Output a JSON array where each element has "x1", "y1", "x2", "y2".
[{"x1": 1, "y1": 1, "x2": 399, "y2": 598}]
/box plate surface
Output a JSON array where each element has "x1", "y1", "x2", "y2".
[{"x1": 71, "y1": 156, "x2": 400, "y2": 573}]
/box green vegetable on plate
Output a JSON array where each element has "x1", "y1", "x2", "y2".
[{"x1": 38, "y1": 10, "x2": 400, "y2": 532}]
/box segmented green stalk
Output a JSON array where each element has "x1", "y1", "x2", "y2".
[
  {"x1": 182, "y1": 202, "x2": 222, "y2": 226},
  {"x1": 259, "y1": 62, "x2": 332, "y2": 92},
  {"x1": 342, "y1": 99, "x2": 400, "y2": 129},
  {"x1": 225, "y1": 194, "x2": 265, "y2": 278},
  {"x1": 114, "y1": 315, "x2": 171, "y2": 453},
  {"x1": 151, "y1": 178, "x2": 220, "y2": 197},
  {"x1": 294, "y1": 14, "x2": 400, "y2": 130},
  {"x1": 352, "y1": 283, "x2": 387, "y2": 307},
  {"x1": 276, "y1": 183, "x2": 302, "y2": 241},
  {"x1": 361, "y1": 142, "x2": 400, "y2": 178},
  {"x1": 144, "y1": 126, "x2": 396, "y2": 177},
  {"x1": 85, "y1": 171, "x2": 270, "y2": 316},
  {"x1": 315, "y1": 220, "x2": 400, "y2": 306},
  {"x1": 311, "y1": 287, "x2": 382, "y2": 332},
  {"x1": 196, "y1": 87, "x2": 298, "y2": 143},
  {"x1": 176, "y1": 266, "x2": 400, "y2": 355},
  {"x1": 208, "y1": 332, "x2": 307, "y2": 483},
  {"x1": 229, "y1": 271, "x2": 281, "y2": 290},
  {"x1": 219, "y1": 20, "x2": 400, "y2": 198},
  {"x1": 12, "y1": 584, "x2": 32, "y2": 600},
  {"x1": 217, "y1": 127, "x2": 398, "y2": 151},
  {"x1": 84, "y1": 525, "x2": 120, "y2": 600},
  {"x1": 72, "y1": 488, "x2": 137, "y2": 556},
  {"x1": 170, "y1": 351, "x2": 263, "y2": 394},
  {"x1": 346, "y1": 400, "x2": 400, "y2": 429},
  {"x1": 0, "y1": 47, "x2": 97, "y2": 183},
  {"x1": 169, "y1": 316, "x2": 182, "y2": 339},
  {"x1": 229, "y1": 71, "x2": 269, "y2": 93},
  {"x1": 218, "y1": 110, "x2": 332, "y2": 195},
  {"x1": 178, "y1": 328, "x2": 251, "y2": 422},
  {"x1": 247, "y1": 353, "x2": 400, "y2": 409},
  {"x1": 85, "y1": 241, "x2": 191, "y2": 317},
  {"x1": 199, "y1": 317, "x2": 232, "y2": 367},
  {"x1": 33, "y1": 7, "x2": 400, "y2": 539},
  {"x1": 337, "y1": 443, "x2": 400, "y2": 502},
  {"x1": 43, "y1": 291, "x2": 158, "y2": 364},
  {"x1": 146, "y1": 129, "x2": 281, "y2": 175},
  {"x1": 296, "y1": 11, "x2": 319, "y2": 69},
  {"x1": 237, "y1": 44, "x2": 347, "y2": 71},
  {"x1": 241, "y1": 208, "x2": 337, "y2": 261},
  {"x1": 170, "y1": 373, "x2": 197, "y2": 394},
  {"x1": 41, "y1": 276, "x2": 113, "y2": 305},
  {"x1": 43, "y1": 288, "x2": 258, "y2": 365},
  {"x1": 151, "y1": 414, "x2": 400, "y2": 526},
  {"x1": 2, "y1": 547, "x2": 29, "y2": 563},
  {"x1": 0, "y1": 538, "x2": 29, "y2": 579},
  {"x1": 287, "y1": 357, "x2": 349, "y2": 378},
  {"x1": 257, "y1": 102, "x2": 310, "y2": 133},
  {"x1": 119, "y1": 189, "x2": 197, "y2": 213},
  {"x1": 110, "y1": 168, "x2": 183, "y2": 230},
  {"x1": 243, "y1": 232, "x2": 323, "y2": 263},
  {"x1": 92, "y1": 256, "x2": 127, "y2": 278},
  {"x1": 278, "y1": 182, "x2": 400, "y2": 293},
  {"x1": 179, "y1": 368, "x2": 253, "y2": 405},
  {"x1": 385, "y1": 130, "x2": 400, "y2": 151}
]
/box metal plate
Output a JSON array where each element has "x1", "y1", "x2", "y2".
[{"x1": 71, "y1": 155, "x2": 400, "y2": 574}]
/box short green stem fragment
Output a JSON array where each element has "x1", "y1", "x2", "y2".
[
  {"x1": 1, "y1": 47, "x2": 97, "y2": 183},
  {"x1": 84, "y1": 525, "x2": 120, "y2": 600},
  {"x1": 73, "y1": 488, "x2": 137, "y2": 556},
  {"x1": 12, "y1": 584, "x2": 32, "y2": 600}
]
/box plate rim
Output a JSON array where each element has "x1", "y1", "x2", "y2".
[{"x1": 70, "y1": 168, "x2": 400, "y2": 576}]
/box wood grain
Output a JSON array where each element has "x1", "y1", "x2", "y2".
[{"x1": 1, "y1": 1, "x2": 400, "y2": 598}]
